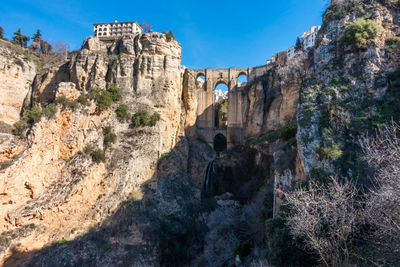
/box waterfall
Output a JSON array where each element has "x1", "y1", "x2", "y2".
[{"x1": 204, "y1": 160, "x2": 215, "y2": 194}]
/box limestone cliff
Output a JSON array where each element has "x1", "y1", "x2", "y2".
[
  {"x1": 0, "y1": 33, "x2": 185, "y2": 265},
  {"x1": 0, "y1": 40, "x2": 37, "y2": 129}
]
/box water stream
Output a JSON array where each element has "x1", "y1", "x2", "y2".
[{"x1": 203, "y1": 159, "x2": 215, "y2": 194}]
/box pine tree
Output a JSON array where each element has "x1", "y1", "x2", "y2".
[
  {"x1": 295, "y1": 37, "x2": 303, "y2": 51},
  {"x1": 12, "y1": 28, "x2": 29, "y2": 47},
  {"x1": 0, "y1": 26, "x2": 4, "y2": 39},
  {"x1": 32, "y1": 29, "x2": 42, "y2": 42}
]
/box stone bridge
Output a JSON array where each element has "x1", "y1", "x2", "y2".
[{"x1": 185, "y1": 65, "x2": 271, "y2": 148}]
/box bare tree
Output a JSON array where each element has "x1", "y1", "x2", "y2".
[
  {"x1": 361, "y1": 123, "x2": 400, "y2": 252},
  {"x1": 141, "y1": 20, "x2": 152, "y2": 33},
  {"x1": 285, "y1": 177, "x2": 359, "y2": 267},
  {"x1": 52, "y1": 40, "x2": 69, "y2": 57}
]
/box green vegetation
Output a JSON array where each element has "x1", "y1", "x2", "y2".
[
  {"x1": 55, "y1": 96, "x2": 80, "y2": 110},
  {"x1": 0, "y1": 161, "x2": 12, "y2": 171},
  {"x1": 11, "y1": 106, "x2": 43, "y2": 137},
  {"x1": 160, "y1": 152, "x2": 175, "y2": 160},
  {"x1": 89, "y1": 85, "x2": 121, "y2": 112},
  {"x1": 55, "y1": 95, "x2": 68, "y2": 107},
  {"x1": 53, "y1": 238, "x2": 68, "y2": 244},
  {"x1": 295, "y1": 37, "x2": 302, "y2": 51},
  {"x1": 246, "y1": 124, "x2": 297, "y2": 147},
  {"x1": 89, "y1": 87, "x2": 113, "y2": 112},
  {"x1": 0, "y1": 26, "x2": 4, "y2": 39},
  {"x1": 132, "y1": 109, "x2": 148, "y2": 127},
  {"x1": 299, "y1": 102, "x2": 314, "y2": 126},
  {"x1": 331, "y1": 76, "x2": 340, "y2": 85},
  {"x1": 317, "y1": 143, "x2": 343, "y2": 161},
  {"x1": 282, "y1": 137, "x2": 297, "y2": 150},
  {"x1": 42, "y1": 103, "x2": 58, "y2": 119},
  {"x1": 74, "y1": 232, "x2": 88, "y2": 239},
  {"x1": 11, "y1": 28, "x2": 29, "y2": 47},
  {"x1": 31, "y1": 29, "x2": 42, "y2": 42},
  {"x1": 149, "y1": 112, "x2": 161, "y2": 126},
  {"x1": 103, "y1": 126, "x2": 117, "y2": 148},
  {"x1": 107, "y1": 84, "x2": 122, "y2": 102},
  {"x1": 11, "y1": 120, "x2": 29, "y2": 138},
  {"x1": 77, "y1": 94, "x2": 89, "y2": 106},
  {"x1": 115, "y1": 104, "x2": 131, "y2": 122},
  {"x1": 24, "y1": 106, "x2": 42, "y2": 125},
  {"x1": 265, "y1": 217, "x2": 316, "y2": 266},
  {"x1": 268, "y1": 123, "x2": 298, "y2": 142},
  {"x1": 84, "y1": 145, "x2": 106, "y2": 163},
  {"x1": 342, "y1": 18, "x2": 381, "y2": 49},
  {"x1": 385, "y1": 35, "x2": 400, "y2": 52},
  {"x1": 164, "y1": 30, "x2": 175, "y2": 42},
  {"x1": 310, "y1": 166, "x2": 331, "y2": 185},
  {"x1": 132, "y1": 110, "x2": 161, "y2": 127}
]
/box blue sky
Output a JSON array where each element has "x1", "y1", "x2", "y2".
[{"x1": 0, "y1": 0, "x2": 328, "y2": 68}]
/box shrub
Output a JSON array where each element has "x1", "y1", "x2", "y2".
[
  {"x1": 342, "y1": 18, "x2": 381, "y2": 48},
  {"x1": 286, "y1": 177, "x2": 359, "y2": 267},
  {"x1": 309, "y1": 166, "x2": 331, "y2": 185},
  {"x1": 265, "y1": 217, "x2": 315, "y2": 266},
  {"x1": 66, "y1": 100, "x2": 79, "y2": 110},
  {"x1": 103, "y1": 126, "x2": 117, "y2": 148},
  {"x1": 89, "y1": 86, "x2": 121, "y2": 112},
  {"x1": 55, "y1": 96, "x2": 68, "y2": 107},
  {"x1": 11, "y1": 120, "x2": 29, "y2": 138},
  {"x1": 0, "y1": 160, "x2": 12, "y2": 170},
  {"x1": 331, "y1": 76, "x2": 341, "y2": 85},
  {"x1": 268, "y1": 123, "x2": 298, "y2": 142},
  {"x1": 84, "y1": 145, "x2": 106, "y2": 163},
  {"x1": 149, "y1": 112, "x2": 161, "y2": 126},
  {"x1": 24, "y1": 106, "x2": 42, "y2": 125},
  {"x1": 282, "y1": 137, "x2": 297, "y2": 150},
  {"x1": 132, "y1": 109, "x2": 149, "y2": 127},
  {"x1": 116, "y1": 104, "x2": 131, "y2": 122},
  {"x1": 317, "y1": 143, "x2": 343, "y2": 160},
  {"x1": 165, "y1": 30, "x2": 175, "y2": 42},
  {"x1": 385, "y1": 35, "x2": 400, "y2": 52},
  {"x1": 77, "y1": 94, "x2": 89, "y2": 106},
  {"x1": 107, "y1": 84, "x2": 121, "y2": 102},
  {"x1": 42, "y1": 103, "x2": 57, "y2": 119}
]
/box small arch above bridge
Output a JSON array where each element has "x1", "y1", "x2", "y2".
[{"x1": 237, "y1": 73, "x2": 248, "y2": 86}]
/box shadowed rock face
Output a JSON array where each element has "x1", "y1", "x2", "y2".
[{"x1": 213, "y1": 133, "x2": 227, "y2": 153}]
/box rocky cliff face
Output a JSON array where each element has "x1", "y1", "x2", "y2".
[
  {"x1": 298, "y1": 1, "x2": 400, "y2": 179},
  {"x1": 0, "y1": 40, "x2": 37, "y2": 129},
  {"x1": 0, "y1": 33, "x2": 186, "y2": 265}
]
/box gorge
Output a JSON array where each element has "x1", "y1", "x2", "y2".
[{"x1": 1, "y1": 0, "x2": 400, "y2": 266}]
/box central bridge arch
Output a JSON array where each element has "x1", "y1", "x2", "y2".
[{"x1": 185, "y1": 65, "x2": 271, "y2": 147}]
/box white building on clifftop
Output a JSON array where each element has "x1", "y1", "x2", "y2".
[{"x1": 93, "y1": 20, "x2": 143, "y2": 38}]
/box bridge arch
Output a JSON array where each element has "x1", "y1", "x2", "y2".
[
  {"x1": 213, "y1": 133, "x2": 227, "y2": 152},
  {"x1": 237, "y1": 73, "x2": 248, "y2": 85},
  {"x1": 196, "y1": 73, "x2": 206, "y2": 91},
  {"x1": 214, "y1": 80, "x2": 230, "y2": 92}
]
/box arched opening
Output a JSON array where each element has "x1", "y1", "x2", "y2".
[
  {"x1": 214, "y1": 82, "x2": 228, "y2": 129},
  {"x1": 196, "y1": 74, "x2": 206, "y2": 90},
  {"x1": 237, "y1": 73, "x2": 248, "y2": 86},
  {"x1": 213, "y1": 133, "x2": 227, "y2": 153}
]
